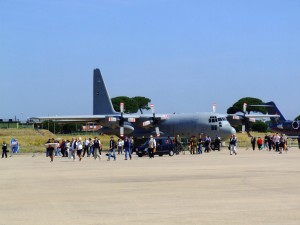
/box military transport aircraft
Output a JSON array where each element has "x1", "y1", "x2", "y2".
[
  {"x1": 262, "y1": 101, "x2": 300, "y2": 137},
  {"x1": 30, "y1": 68, "x2": 236, "y2": 140}
]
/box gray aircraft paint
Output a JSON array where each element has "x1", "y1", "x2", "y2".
[
  {"x1": 93, "y1": 69, "x2": 117, "y2": 115},
  {"x1": 92, "y1": 69, "x2": 235, "y2": 139}
]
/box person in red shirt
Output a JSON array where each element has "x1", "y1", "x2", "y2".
[{"x1": 257, "y1": 137, "x2": 263, "y2": 150}]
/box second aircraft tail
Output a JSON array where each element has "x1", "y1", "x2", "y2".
[{"x1": 265, "y1": 101, "x2": 286, "y2": 126}]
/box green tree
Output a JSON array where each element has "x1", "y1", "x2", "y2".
[
  {"x1": 132, "y1": 96, "x2": 151, "y2": 114},
  {"x1": 111, "y1": 96, "x2": 139, "y2": 114},
  {"x1": 251, "y1": 121, "x2": 268, "y2": 133},
  {"x1": 227, "y1": 97, "x2": 267, "y2": 114},
  {"x1": 295, "y1": 115, "x2": 300, "y2": 121},
  {"x1": 41, "y1": 121, "x2": 81, "y2": 134}
]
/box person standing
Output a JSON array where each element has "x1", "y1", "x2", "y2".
[
  {"x1": 274, "y1": 133, "x2": 280, "y2": 152},
  {"x1": 117, "y1": 138, "x2": 124, "y2": 155},
  {"x1": 204, "y1": 135, "x2": 211, "y2": 153},
  {"x1": 298, "y1": 135, "x2": 300, "y2": 149},
  {"x1": 45, "y1": 138, "x2": 51, "y2": 157},
  {"x1": 189, "y1": 136, "x2": 197, "y2": 154},
  {"x1": 82, "y1": 138, "x2": 90, "y2": 157},
  {"x1": 89, "y1": 138, "x2": 94, "y2": 157},
  {"x1": 175, "y1": 134, "x2": 182, "y2": 154},
  {"x1": 214, "y1": 135, "x2": 221, "y2": 151},
  {"x1": 264, "y1": 134, "x2": 269, "y2": 149},
  {"x1": 279, "y1": 134, "x2": 285, "y2": 154},
  {"x1": 251, "y1": 136, "x2": 256, "y2": 150},
  {"x1": 148, "y1": 135, "x2": 156, "y2": 158},
  {"x1": 198, "y1": 134, "x2": 203, "y2": 154},
  {"x1": 124, "y1": 136, "x2": 132, "y2": 160},
  {"x1": 60, "y1": 139, "x2": 66, "y2": 157},
  {"x1": 268, "y1": 135, "x2": 273, "y2": 151},
  {"x1": 48, "y1": 138, "x2": 55, "y2": 162},
  {"x1": 93, "y1": 137, "x2": 102, "y2": 160},
  {"x1": 229, "y1": 134, "x2": 237, "y2": 155},
  {"x1": 257, "y1": 137, "x2": 263, "y2": 150},
  {"x1": 2, "y1": 141, "x2": 8, "y2": 158},
  {"x1": 76, "y1": 137, "x2": 83, "y2": 161},
  {"x1": 70, "y1": 137, "x2": 77, "y2": 160},
  {"x1": 65, "y1": 140, "x2": 70, "y2": 157},
  {"x1": 107, "y1": 136, "x2": 116, "y2": 161}
]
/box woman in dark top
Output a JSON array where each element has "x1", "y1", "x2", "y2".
[{"x1": 2, "y1": 141, "x2": 8, "y2": 158}]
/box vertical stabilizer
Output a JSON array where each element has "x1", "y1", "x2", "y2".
[
  {"x1": 265, "y1": 101, "x2": 286, "y2": 125},
  {"x1": 93, "y1": 69, "x2": 117, "y2": 115}
]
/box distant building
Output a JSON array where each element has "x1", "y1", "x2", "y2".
[{"x1": 82, "y1": 123, "x2": 102, "y2": 132}]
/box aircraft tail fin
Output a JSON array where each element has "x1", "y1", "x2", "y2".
[
  {"x1": 265, "y1": 101, "x2": 286, "y2": 125},
  {"x1": 93, "y1": 69, "x2": 117, "y2": 115}
]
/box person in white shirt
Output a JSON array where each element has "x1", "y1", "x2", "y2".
[
  {"x1": 76, "y1": 137, "x2": 83, "y2": 161},
  {"x1": 82, "y1": 138, "x2": 90, "y2": 157},
  {"x1": 117, "y1": 138, "x2": 124, "y2": 155},
  {"x1": 148, "y1": 135, "x2": 156, "y2": 158},
  {"x1": 274, "y1": 133, "x2": 280, "y2": 152}
]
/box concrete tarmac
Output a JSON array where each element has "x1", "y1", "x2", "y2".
[{"x1": 1, "y1": 148, "x2": 300, "y2": 225}]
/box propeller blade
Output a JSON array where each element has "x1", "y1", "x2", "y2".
[
  {"x1": 212, "y1": 103, "x2": 216, "y2": 113},
  {"x1": 242, "y1": 125, "x2": 245, "y2": 133},
  {"x1": 243, "y1": 103, "x2": 247, "y2": 113},
  {"x1": 120, "y1": 126, "x2": 124, "y2": 137},
  {"x1": 155, "y1": 127, "x2": 160, "y2": 137},
  {"x1": 120, "y1": 102, "x2": 124, "y2": 113},
  {"x1": 150, "y1": 104, "x2": 155, "y2": 114}
]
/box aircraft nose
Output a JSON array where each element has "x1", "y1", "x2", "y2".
[
  {"x1": 229, "y1": 127, "x2": 236, "y2": 135},
  {"x1": 222, "y1": 126, "x2": 236, "y2": 136}
]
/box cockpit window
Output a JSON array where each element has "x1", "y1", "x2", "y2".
[{"x1": 209, "y1": 116, "x2": 222, "y2": 123}]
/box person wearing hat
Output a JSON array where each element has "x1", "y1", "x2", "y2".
[
  {"x1": 108, "y1": 136, "x2": 117, "y2": 161},
  {"x1": 148, "y1": 135, "x2": 156, "y2": 158}
]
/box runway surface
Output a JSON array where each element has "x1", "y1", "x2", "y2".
[{"x1": 1, "y1": 148, "x2": 300, "y2": 225}]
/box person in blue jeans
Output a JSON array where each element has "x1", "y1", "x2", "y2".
[
  {"x1": 198, "y1": 134, "x2": 203, "y2": 154},
  {"x1": 107, "y1": 136, "x2": 116, "y2": 161},
  {"x1": 124, "y1": 136, "x2": 133, "y2": 160}
]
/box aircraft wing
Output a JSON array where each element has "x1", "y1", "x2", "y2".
[
  {"x1": 244, "y1": 114, "x2": 280, "y2": 118},
  {"x1": 29, "y1": 113, "x2": 167, "y2": 122},
  {"x1": 29, "y1": 115, "x2": 107, "y2": 123},
  {"x1": 228, "y1": 114, "x2": 280, "y2": 119}
]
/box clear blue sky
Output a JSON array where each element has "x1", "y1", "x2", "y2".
[{"x1": 1, "y1": 0, "x2": 299, "y2": 121}]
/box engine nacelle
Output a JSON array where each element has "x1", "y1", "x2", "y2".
[{"x1": 292, "y1": 121, "x2": 299, "y2": 130}]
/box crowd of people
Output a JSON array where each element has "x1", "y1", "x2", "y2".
[
  {"x1": 44, "y1": 135, "x2": 134, "y2": 162},
  {"x1": 2, "y1": 133, "x2": 300, "y2": 161},
  {"x1": 250, "y1": 133, "x2": 296, "y2": 154},
  {"x1": 176, "y1": 134, "x2": 222, "y2": 155}
]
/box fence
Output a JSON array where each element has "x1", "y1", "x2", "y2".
[{"x1": 0, "y1": 122, "x2": 34, "y2": 129}]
